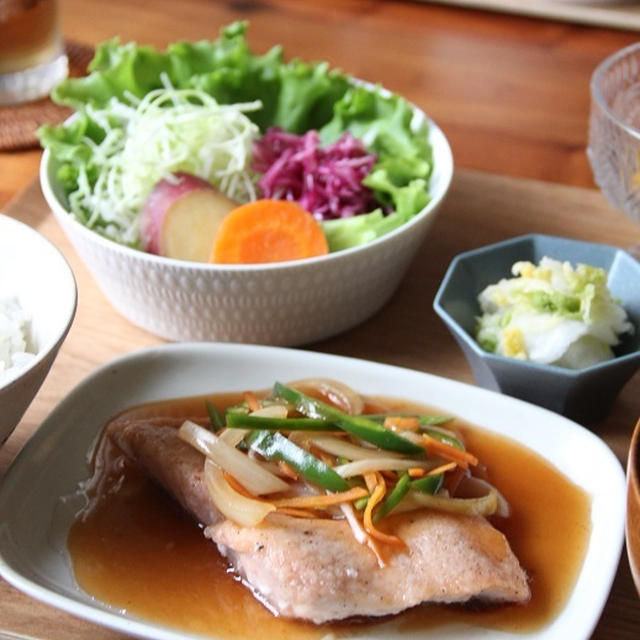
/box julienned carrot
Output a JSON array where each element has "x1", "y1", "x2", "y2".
[
  {"x1": 421, "y1": 433, "x2": 479, "y2": 469},
  {"x1": 383, "y1": 416, "x2": 420, "y2": 432},
  {"x1": 223, "y1": 472, "x2": 256, "y2": 498},
  {"x1": 272, "y1": 486, "x2": 367, "y2": 509},
  {"x1": 277, "y1": 460, "x2": 299, "y2": 480},
  {"x1": 276, "y1": 507, "x2": 322, "y2": 519},
  {"x1": 243, "y1": 391, "x2": 261, "y2": 412},
  {"x1": 363, "y1": 472, "x2": 378, "y2": 494},
  {"x1": 427, "y1": 461, "x2": 458, "y2": 476},
  {"x1": 211, "y1": 199, "x2": 329, "y2": 264},
  {"x1": 309, "y1": 445, "x2": 337, "y2": 467},
  {"x1": 363, "y1": 480, "x2": 406, "y2": 548}
]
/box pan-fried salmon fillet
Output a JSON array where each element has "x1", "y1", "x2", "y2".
[{"x1": 108, "y1": 418, "x2": 530, "y2": 623}]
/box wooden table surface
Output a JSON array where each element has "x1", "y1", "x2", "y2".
[{"x1": 1, "y1": 0, "x2": 639, "y2": 639}]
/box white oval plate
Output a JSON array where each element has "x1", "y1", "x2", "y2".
[{"x1": 0, "y1": 343, "x2": 626, "y2": 640}]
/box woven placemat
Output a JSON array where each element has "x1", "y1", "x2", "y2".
[{"x1": 0, "y1": 40, "x2": 94, "y2": 151}]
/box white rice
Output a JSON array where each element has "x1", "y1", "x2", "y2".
[{"x1": 0, "y1": 297, "x2": 36, "y2": 385}]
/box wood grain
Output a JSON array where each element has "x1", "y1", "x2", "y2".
[
  {"x1": 0, "y1": 170, "x2": 639, "y2": 638},
  {"x1": 1, "y1": 0, "x2": 640, "y2": 208}
]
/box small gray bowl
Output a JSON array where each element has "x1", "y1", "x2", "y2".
[{"x1": 433, "y1": 234, "x2": 640, "y2": 423}]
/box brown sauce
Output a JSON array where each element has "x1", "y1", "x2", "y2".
[{"x1": 67, "y1": 392, "x2": 591, "y2": 638}]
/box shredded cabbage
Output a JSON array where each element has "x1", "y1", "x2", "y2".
[
  {"x1": 66, "y1": 83, "x2": 261, "y2": 245},
  {"x1": 476, "y1": 257, "x2": 633, "y2": 368}
]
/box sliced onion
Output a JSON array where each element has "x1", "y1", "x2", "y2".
[
  {"x1": 250, "y1": 405, "x2": 288, "y2": 418},
  {"x1": 339, "y1": 502, "x2": 368, "y2": 545},
  {"x1": 398, "y1": 487, "x2": 498, "y2": 517},
  {"x1": 334, "y1": 458, "x2": 436, "y2": 478},
  {"x1": 389, "y1": 429, "x2": 442, "y2": 452},
  {"x1": 311, "y1": 436, "x2": 405, "y2": 461},
  {"x1": 203, "y1": 459, "x2": 275, "y2": 527},
  {"x1": 456, "y1": 476, "x2": 510, "y2": 517},
  {"x1": 340, "y1": 502, "x2": 387, "y2": 568},
  {"x1": 397, "y1": 431, "x2": 425, "y2": 445},
  {"x1": 420, "y1": 424, "x2": 460, "y2": 440},
  {"x1": 178, "y1": 420, "x2": 289, "y2": 495},
  {"x1": 218, "y1": 427, "x2": 247, "y2": 447},
  {"x1": 289, "y1": 378, "x2": 364, "y2": 415}
]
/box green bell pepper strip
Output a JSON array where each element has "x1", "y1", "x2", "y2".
[
  {"x1": 246, "y1": 430, "x2": 350, "y2": 492},
  {"x1": 373, "y1": 472, "x2": 410, "y2": 522},
  {"x1": 410, "y1": 473, "x2": 444, "y2": 494},
  {"x1": 206, "y1": 401, "x2": 225, "y2": 431},
  {"x1": 226, "y1": 413, "x2": 338, "y2": 431},
  {"x1": 273, "y1": 383, "x2": 424, "y2": 456}
]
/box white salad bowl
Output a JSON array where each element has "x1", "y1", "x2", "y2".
[
  {"x1": 0, "y1": 214, "x2": 77, "y2": 444},
  {"x1": 40, "y1": 107, "x2": 453, "y2": 346}
]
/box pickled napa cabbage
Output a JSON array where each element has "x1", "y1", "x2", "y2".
[{"x1": 476, "y1": 257, "x2": 633, "y2": 369}]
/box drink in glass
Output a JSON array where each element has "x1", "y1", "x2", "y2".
[{"x1": 0, "y1": 0, "x2": 68, "y2": 104}]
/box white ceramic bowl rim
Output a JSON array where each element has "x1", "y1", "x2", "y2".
[
  {"x1": 40, "y1": 94, "x2": 453, "y2": 273},
  {"x1": 590, "y1": 42, "x2": 640, "y2": 142},
  {"x1": 435, "y1": 233, "x2": 640, "y2": 377},
  {"x1": 0, "y1": 214, "x2": 77, "y2": 392}
]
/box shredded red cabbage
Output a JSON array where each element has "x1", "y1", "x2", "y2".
[{"x1": 252, "y1": 127, "x2": 378, "y2": 220}]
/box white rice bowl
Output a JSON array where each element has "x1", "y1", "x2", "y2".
[{"x1": 0, "y1": 215, "x2": 77, "y2": 445}]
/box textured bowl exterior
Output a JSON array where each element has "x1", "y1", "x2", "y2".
[
  {"x1": 40, "y1": 111, "x2": 453, "y2": 345},
  {"x1": 434, "y1": 234, "x2": 640, "y2": 423},
  {"x1": 0, "y1": 215, "x2": 77, "y2": 444},
  {"x1": 47, "y1": 208, "x2": 440, "y2": 344}
]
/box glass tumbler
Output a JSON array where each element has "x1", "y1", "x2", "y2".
[
  {"x1": 0, "y1": 0, "x2": 68, "y2": 105},
  {"x1": 588, "y1": 42, "x2": 640, "y2": 254}
]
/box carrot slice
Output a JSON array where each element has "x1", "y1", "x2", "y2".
[{"x1": 211, "y1": 199, "x2": 329, "y2": 264}]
